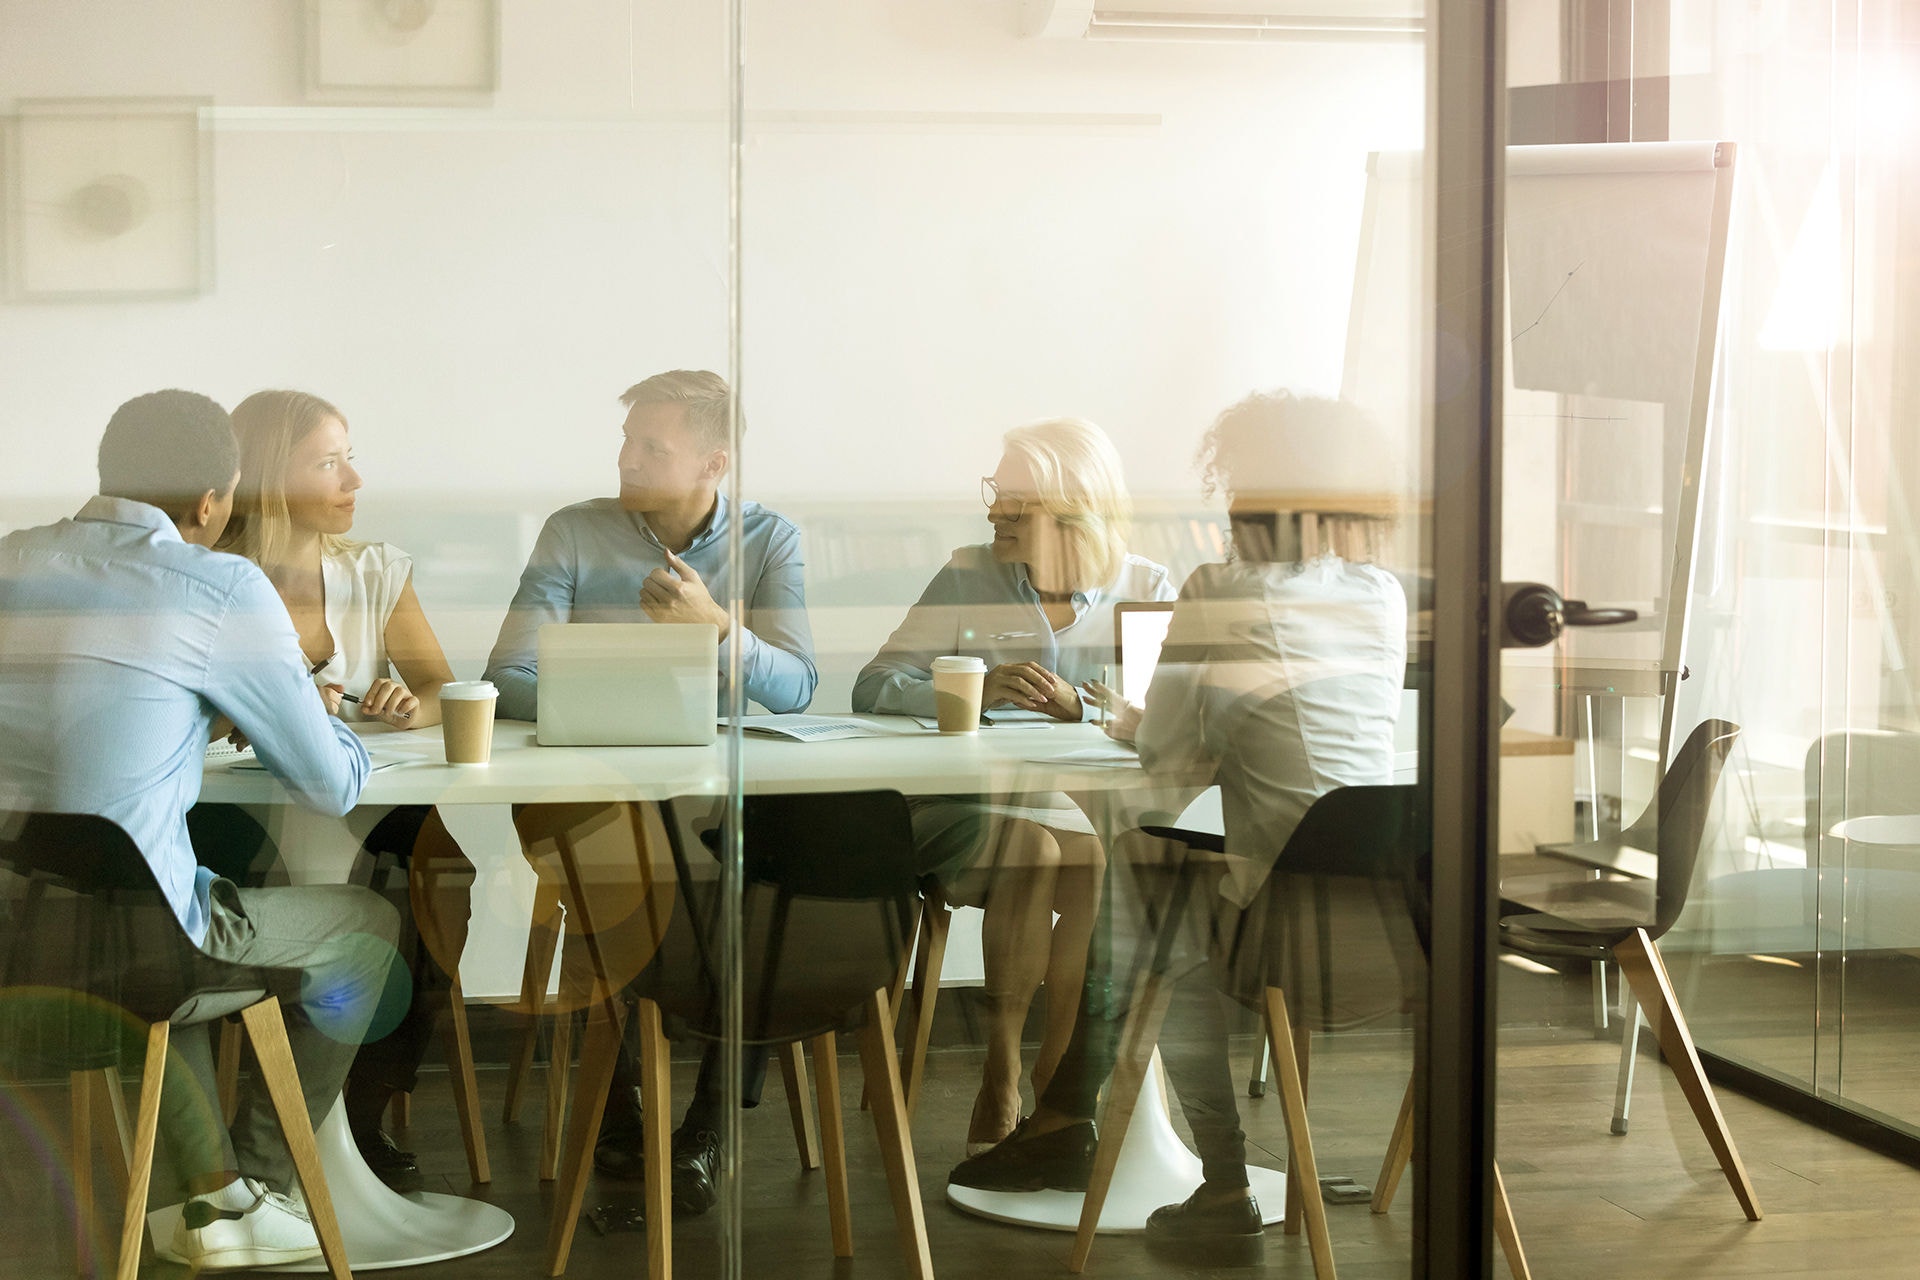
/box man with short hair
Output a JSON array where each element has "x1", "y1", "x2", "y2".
[
  {"x1": 485, "y1": 369, "x2": 817, "y2": 1212},
  {"x1": 0, "y1": 390, "x2": 399, "y2": 1271},
  {"x1": 486, "y1": 368, "x2": 817, "y2": 718}
]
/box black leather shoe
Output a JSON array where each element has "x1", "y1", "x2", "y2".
[
  {"x1": 354, "y1": 1128, "x2": 425, "y2": 1194},
  {"x1": 1144, "y1": 1186, "x2": 1265, "y2": 1266},
  {"x1": 669, "y1": 1124, "x2": 720, "y2": 1217},
  {"x1": 947, "y1": 1116, "x2": 1097, "y2": 1192},
  {"x1": 593, "y1": 1087, "x2": 648, "y2": 1181}
]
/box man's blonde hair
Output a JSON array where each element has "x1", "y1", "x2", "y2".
[
  {"x1": 619, "y1": 370, "x2": 737, "y2": 451},
  {"x1": 218, "y1": 389, "x2": 350, "y2": 569},
  {"x1": 1001, "y1": 417, "x2": 1133, "y2": 592}
]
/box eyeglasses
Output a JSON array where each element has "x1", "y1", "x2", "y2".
[{"x1": 980, "y1": 477, "x2": 1031, "y2": 516}]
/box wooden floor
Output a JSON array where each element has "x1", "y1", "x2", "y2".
[{"x1": 5, "y1": 967, "x2": 1920, "y2": 1279}]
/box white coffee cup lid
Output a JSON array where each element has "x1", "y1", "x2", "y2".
[
  {"x1": 932, "y1": 655, "x2": 987, "y2": 673},
  {"x1": 440, "y1": 680, "x2": 498, "y2": 701}
]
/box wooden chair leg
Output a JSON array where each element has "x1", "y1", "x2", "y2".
[
  {"x1": 1282, "y1": 1023, "x2": 1310, "y2": 1237},
  {"x1": 441, "y1": 978, "x2": 491, "y2": 1183},
  {"x1": 1069, "y1": 965, "x2": 1177, "y2": 1274},
  {"x1": 541, "y1": 1002, "x2": 575, "y2": 1182},
  {"x1": 505, "y1": 874, "x2": 564, "y2": 1125},
  {"x1": 544, "y1": 990, "x2": 627, "y2": 1277},
  {"x1": 1265, "y1": 988, "x2": 1335, "y2": 1279},
  {"x1": 1614, "y1": 928, "x2": 1762, "y2": 1221},
  {"x1": 1492, "y1": 1161, "x2": 1531, "y2": 1280},
  {"x1": 93, "y1": 1067, "x2": 133, "y2": 1205},
  {"x1": 1371, "y1": 1073, "x2": 1415, "y2": 1214},
  {"x1": 240, "y1": 999, "x2": 352, "y2": 1280},
  {"x1": 390, "y1": 1091, "x2": 411, "y2": 1129},
  {"x1": 855, "y1": 988, "x2": 933, "y2": 1280},
  {"x1": 636, "y1": 999, "x2": 673, "y2": 1280},
  {"x1": 811, "y1": 1032, "x2": 853, "y2": 1257},
  {"x1": 71, "y1": 1070, "x2": 95, "y2": 1277},
  {"x1": 115, "y1": 1021, "x2": 169, "y2": 1280},
  {"x1": 216, "y1": 1018, "x2": 241, "y2": 1125},
  {"x1": 902, "y1": 898, "x2": 951, "y2": 1119},
  {"x1": 861, "y1": 947, "x2": 914, "y2": 1113},
  {"x1": 780, "y1": 1042, "x2": 822, "y2": 1172}
]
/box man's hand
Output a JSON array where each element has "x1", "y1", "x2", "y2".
[
  {"x1": 1084, "y1": 679, "x2": 1141, "y2": 742},
  {"x1": 359, "y1": 677, "x2": 421, "y2": 728},
  {"x1": 984, "y1": 661, "x2": 1082, "y2": 721},
  {"x1": 320, "y1": 683, "x2": 345, "y2": 717},
  {"x1": 640, "y1": 551, "x2": 732, "y2": 636}
]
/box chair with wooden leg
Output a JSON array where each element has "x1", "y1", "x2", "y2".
[
  {"x1": 0, "y1": 811, "x2": 355, "y2": 1280},
  {"x1": 1498, "y1": 719, "x2": 1760, "y2": 1222},
  {"x1": 508, "y1": 812, "x2": 821, "y2": 1186},
  {"x1": 543, "y1": 790, "x2": 936, "y2": 1280}
]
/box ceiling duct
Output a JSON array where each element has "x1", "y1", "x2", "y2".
[{"x1": 1020, "y1": 0, "x2": 1425, "y2": 42}]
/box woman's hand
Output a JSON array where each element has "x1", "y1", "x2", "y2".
[
  {"x1": 360, "y1": 677, "x2": 421, "y2": 729},
  {"x1": 984, "y1": 661, "x2": 1082, "y2": 721},
  {"x1": 320, "y1": 683, "x2": 345, "y2": 717},
  {"x1": 1083, "y1": 679, "x2": 1141, "y2": 743}
]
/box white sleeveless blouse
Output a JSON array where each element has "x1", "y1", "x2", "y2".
[{"x1": 306, "y1": 540, "x2": 414, "y2": 723}]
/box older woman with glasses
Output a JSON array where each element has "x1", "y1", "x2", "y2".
[{"x1": 853, "y1": 417, "x2": 1174, "y2": 1151}]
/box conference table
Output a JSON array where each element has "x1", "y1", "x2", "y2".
[{"x1": 197, "y1": 714, "x2": 1288, "y2": 1267}]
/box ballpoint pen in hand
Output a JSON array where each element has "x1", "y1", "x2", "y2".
[{"x1": 310, "y1": 654, "x2": 412, "y2": 721}]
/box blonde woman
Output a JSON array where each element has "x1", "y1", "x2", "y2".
[
  {"x1": 853, "y1": 418, "x2": 1174, "y2": 1151},
  {"x1": 218, "y1": 389, "x2": 470, "y2": 1192}
]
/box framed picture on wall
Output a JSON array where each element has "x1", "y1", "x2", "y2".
[
  {"x1": 2, "y1": 98, "x2": 213, "y2": 303},
  {"x1": 305, "y1": 0, "x2": 501, "y2": 102}
]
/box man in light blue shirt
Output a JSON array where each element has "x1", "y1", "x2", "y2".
[
  {"x1": 485, "y1": 369, "x2": 816, "y2": 717},
  {"x1": 484, "y1": 370, "x2": 814, "y2": 1211},
  {"x1": 0, "y1": 391, "x2": 397, "y2": 1271}
]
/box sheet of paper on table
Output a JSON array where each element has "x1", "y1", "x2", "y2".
[
  {"x1": 1030, "y1": 743, "x2": 1141, "y2": 769},
  {"x1": 730, "y1": 714, "x2": 919, "y2": 741}
]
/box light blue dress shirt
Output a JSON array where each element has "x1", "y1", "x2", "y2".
[
  {"x1": 852, "y1": 544, "x2": 1176, "y2": 718},
  {"x1": 0, "y1": 498, "x2": 370, "y2": 944},
  {"x1": 484, "y1": 493, "x2": 818, "y2": 721}
]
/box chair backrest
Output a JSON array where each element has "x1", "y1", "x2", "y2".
[
  {"x1": 1624, "y1": 719, "x2": 1741, "y2": 937},
  {"x1": 1227, "y1": 784, "x2": 1425, "y2": 1031},
  {"x1": 0, "y1": 811, "x2": 234, "y2": 1072},
  {"x1": 639, "y1": 790, "x2": 920, "y2": 1047},
  {"x1": 1802, "y1": 729, "x2": 1920, "y2": 862}
]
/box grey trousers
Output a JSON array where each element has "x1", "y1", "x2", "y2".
[{"x1": 152, "y1": 880, "x2": 401, "y2": 1204}]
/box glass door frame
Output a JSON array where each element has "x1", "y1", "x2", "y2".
[{"x1": 1419, "y1": 0, "x2": 1507, "y2": 1273}]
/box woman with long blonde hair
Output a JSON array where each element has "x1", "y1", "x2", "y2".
[{"x1": 219, "y1": 389, "x2": 471, "y2": 1192}]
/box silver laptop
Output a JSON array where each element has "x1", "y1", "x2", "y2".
[{"x1": 536, "y1": 623, "x2": 718, "y2": 746}]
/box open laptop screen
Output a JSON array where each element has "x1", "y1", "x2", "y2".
[{"x1": 1112, "y1": 601, "x2": 1175, "y2": 704}]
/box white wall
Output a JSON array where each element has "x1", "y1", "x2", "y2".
[{"x1": 2, "y1": 0, "x2": 1425, "y2": 995}]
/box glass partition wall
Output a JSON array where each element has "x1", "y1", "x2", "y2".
[{"x1": 11, "y1": 1, "x2": 1915, "y2": 1279}]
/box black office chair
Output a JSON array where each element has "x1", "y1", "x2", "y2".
[
  {"x1": 0, "y1": 811, "x2": 353, "y2": 1280},
  {"x1": 537, "y1": 791, "x2": 933, "y2": 1280},
  {"x1": 1377, "y1": 720, "x2": 1759, "y2": 1223}
]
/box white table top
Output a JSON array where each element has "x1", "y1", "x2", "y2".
[
  {"x1": 1830, "y1": 814, "x2": 1920, "y2": 846},
  {"x1": 200, "y1": 716, "x2": 1173, "y2": 807}
]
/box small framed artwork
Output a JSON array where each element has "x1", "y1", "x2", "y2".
[
  {"x1": 305, "y1": 0, "x2": 501, "y2": 102},
  {"x1": 3, "y1": 98, "x2": 213, "y2": 302}
]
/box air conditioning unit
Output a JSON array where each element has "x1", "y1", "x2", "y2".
[{"x1": 1020, "y1": 0, "x2": 1425, "y2": 42}]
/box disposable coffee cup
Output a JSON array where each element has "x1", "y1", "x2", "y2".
[
  {"x1": 931, "y1": 656, "x2": 988, "y2": 734},
  {"x1": 439, "y1": 680, "x2": 498, "y2": 764}
]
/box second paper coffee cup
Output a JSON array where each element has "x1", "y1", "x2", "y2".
[{"x1": 440, "y1": 680, "x2": 498, "y2": 764}]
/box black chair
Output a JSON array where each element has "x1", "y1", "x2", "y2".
[
  {"x1": 0, "y1": 811, "x2": 353, "y2": 1280},
  {"x1": 530, "y1": 792, "x2": 932, "y2": 1280},
  {"x1": 1379, "y1": 719, "x2": 1759, "y2": 1222},
  {"x1": 1068, "y1": 785, "x2": 1530, "y2": 1280}
]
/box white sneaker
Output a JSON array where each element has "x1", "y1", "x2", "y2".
[{"x1": 169, "y1": 1176, "x2": 324, "y2": 1270}]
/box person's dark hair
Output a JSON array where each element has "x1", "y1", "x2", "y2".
[{"x1": 96, "y1": 390, "x2": 239, "y2": 519}]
